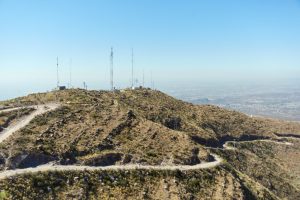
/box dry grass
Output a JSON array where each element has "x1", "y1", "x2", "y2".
[
  {"x1": 0, "y1": 166, "x2": 278, "y2": 200},
  {"x1": 0, "y1": 88, "x2": 299, "y2": 199}
]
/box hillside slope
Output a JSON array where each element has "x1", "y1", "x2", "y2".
[{"x1": 0, "y1": 88, "x2": 299, "y2": 199}]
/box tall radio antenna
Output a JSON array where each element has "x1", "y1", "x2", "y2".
[
  {"x1": 131, "y1": 48, "x2": 134, "y2": 88},
  {"x1": 69, "y1": 58, "x2": 72, "y2": 88},
  {"x1": 142, "y1": 69, "x2": 145, "y2": 87},
  {"x1": 56, "y1": 57, "x2": 59, "y2": 89},
  {"x1": 110, "y1": 47, "x2": 114, "y2": 91},
  {"x1": 151, "y1": 71, "x2": 155, "y2": 89},
  {"x1": 150, "y1": 71, "x2": 153, "y2": 89}
]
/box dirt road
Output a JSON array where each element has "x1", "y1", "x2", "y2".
[
  {"x1": 223, "y1": 139, "x2": 293, "y2": 150},
  {"x1": 0, "y1": 107, "x2": 24, "y2": 114},
  {"x1": 0, "y1": 103, "x2": 297, "y2": 180},
  {"x1": 0, "y1": 154, "x2": 223, "y2": 180},
  {"x1": 0, "y1": 104, "x2": 60, "y2": 143}
]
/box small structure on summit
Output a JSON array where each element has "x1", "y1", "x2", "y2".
[{"x1": 58, "y1": 86, "x2": 66, "y2": 90}]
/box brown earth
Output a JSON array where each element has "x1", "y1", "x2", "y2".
[{"x1": 0, "y1": 88, "x2": 299, "y2": 199}]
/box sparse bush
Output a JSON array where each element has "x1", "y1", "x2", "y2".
[{"x1": 0, "y1": 190, "x2": 8, "y2": 200}]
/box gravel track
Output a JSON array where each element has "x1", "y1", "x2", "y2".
[
  {"x1": 0, "y1": 104, "x2": 297, "y2": 180},
  {"x1": 0, "y1": 104, "x2": 60, "y2": 143}
]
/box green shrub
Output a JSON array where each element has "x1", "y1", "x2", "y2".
[{"x1": 0, "y1": 190, "x2": 8, "y2": 200}]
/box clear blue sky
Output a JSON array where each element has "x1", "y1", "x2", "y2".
[{"x1": 1, "y1": 0, "x2": 300, "y2": 99}]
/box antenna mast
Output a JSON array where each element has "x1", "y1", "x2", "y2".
[
  {"x1": 151, "y1": 71, "x2": 154, "y2": 90},
  {"x1": 110, "y1": 47, "x2": 114, "y2": 91},
  {"x1": 150, "y1": 71, "x2": 153, "y2": 89},
  {"x1": 131, "y1": 48, "x2": 134, "y2": 88},
  {"x1": 56, "y1": 57, "x2": 59, "y2": 89},
  {"x1": 142, "y1": 69, "x2": 145, "y2": 87},
  {"x1": 69, "y1": 59, "x2": 72, "y2": 88}
]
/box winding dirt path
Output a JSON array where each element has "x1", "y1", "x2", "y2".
[
  {"x1": 223, "y1": 139, "x2": 293, "y2": 151},
  {"x1": 0, "y1": 107, "x2": 24, "y2": 114},
  {"x1": 0, "y1": 103, "x2": 60, "y2": 143},
  {"x1": 0, "y1": 136, "x2": 295, "y2": 180},
  {"x1": 0, "y1": 103, "x2": 297, "y2": 180},
  {"x1": 0, "y1": 103, "x2": 224, "y2": 180},
  {"x1": 0, "y1": 154, "x2": 223, "y2": 180}
]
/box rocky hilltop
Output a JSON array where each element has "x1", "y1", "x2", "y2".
[{"x1": 0, "y1": 88, "x2": 299, "y2": 199}]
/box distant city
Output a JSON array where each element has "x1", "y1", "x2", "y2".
[
  {"x1": 1, "y1": 79, "x2": 299, "y2": 122},
  {"x1": 165, "y1": 80, "x2": 300, "y2": 121}
]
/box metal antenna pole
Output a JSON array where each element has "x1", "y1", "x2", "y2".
[
  {"x1": 131, "y1": 48, "x2": 134, "y2": 88},
  {"x1": 150, "y1": 71, "x2": 153, "y2": 89},
  {"x1": 69, "y1": 58, "x2": 72, "y2": 88},
  {"x1": 56, "y1": 57, "x2": 59, "y2": 89},
  {"x1": 110, "y1": 47, "x2": 114, "y2": 91},
  {"x1": 143, "y1": 69, "x2": 145, "y2": 87}
]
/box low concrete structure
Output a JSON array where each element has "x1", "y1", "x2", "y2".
[{"x1": 58, "y1": 86, "x2": 66, "y2": 90}]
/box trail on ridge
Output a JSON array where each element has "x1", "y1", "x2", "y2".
[{"x1": 0, "y1": 103, "x2": 297, "y2": 180}]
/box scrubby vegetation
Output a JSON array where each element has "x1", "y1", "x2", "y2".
[
  {"x1": 213, "y1": 139, "x2": 300, "y2": 200},
  {"x1": 0, "y1": 166, "x2": 279, "y2": 200},
  {"x1": 0, "y1": 108, "x2": 35, "y2": 129},
  {"x1": 0, "y1": 88, "x2": 299, "y2": 199}
]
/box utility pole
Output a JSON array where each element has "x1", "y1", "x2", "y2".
[
  {"x1": 110, "y1": 47, "x2": 114, "y2": 91},
  {"x1": 56, "y1": 57, "x2": 59, "y2": 89}
]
